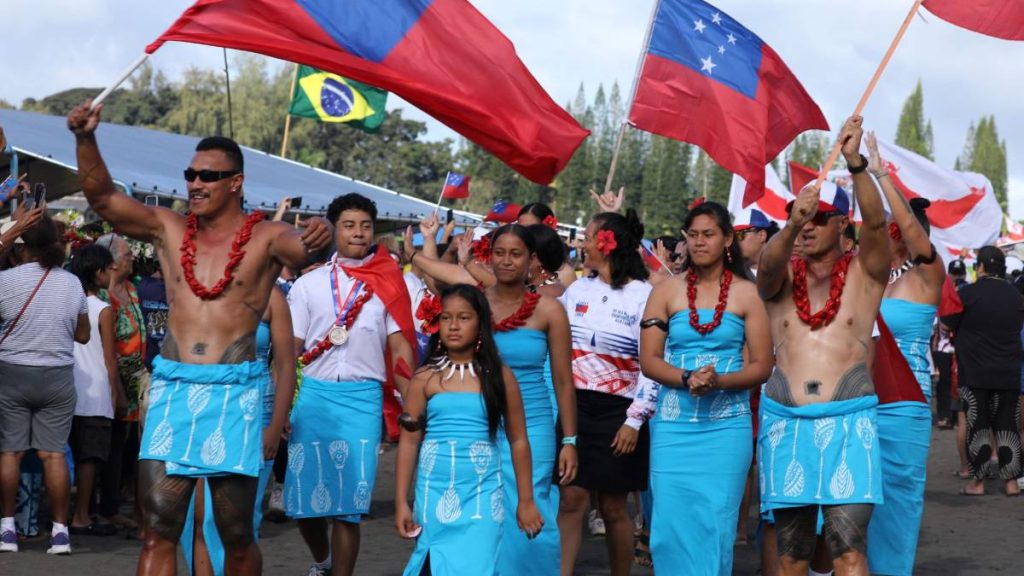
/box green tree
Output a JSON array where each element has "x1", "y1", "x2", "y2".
[
  {"x1": 640, "y1": 136, "x2": 691, "y2": 235},
  {"x1": 894, "y1": 80, "x2": 934, "y2": 160},
  {"x1": 691, "y1": 151, "x2": 731, "y2": 206},
  {"x1": 957, "y1": 116, "x2": 1008, "y2": 210}
]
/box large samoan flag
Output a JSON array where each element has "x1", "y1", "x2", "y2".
[
  {"x1": 629, "y1": 0, "x2": 828, "y2": 208},
  {"x1": 923, "y1": 0, "x2": 1024, "y2": 41},
  {"x1": 147, "y1": 0, "x2": 589, "y2": 184},
  {"x1": 288, "y1": 65, "x2": 388, "y2": 132},
  {"x1": 727, "y1": 163, "x2": 792, "y2": 226}
]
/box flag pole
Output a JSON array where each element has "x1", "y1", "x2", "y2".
[
  {"x1": 603, "y1": 0, "x2": 661, "y2": 193},
  {"x1": 433, "y1": 171, "x2": 451, "y2": 217},
  {"x1": 91, "y1": 53, "x2": 150, "y2": 109},
  {"x1": 223, "y1": 49, "x2": 234, "y2": 139},
  {"x1": 280, "y1": 64, "x2": 300, "y2": 158},
  {"x1": 815, "y1": 0, "x2": 924, "y2": 185}
]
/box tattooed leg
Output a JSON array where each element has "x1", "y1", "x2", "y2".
[
  {"x1": 821, "y1": 503, "x2": 872, "y2": 558},
  {"x1": 138, "y1": 459, "x2": 196, "y2": 542},
  {"x1": 207, "y1": 473, "x2": 262, "y2": 573},
  {"x1": 773, "y1": 505, "x2": 818, "y2": 562}
]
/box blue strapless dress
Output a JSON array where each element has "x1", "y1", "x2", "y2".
[
  {"x1": 404, "y1": 393, "x2": 503, "y2": 576},
  {"x1": 650, "y1": 310, "x2": 750, "y2": 576},
  {"x1": 494, "y1": 328, "x2": 559, "y2": 575},
  {"x1": 869, "y1": 298, "x2": 936, "y2": 576}
]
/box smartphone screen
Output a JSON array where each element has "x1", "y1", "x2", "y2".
[
  {"x1": 569, "y1": 228, "x2": 577, "y2": 243},
  {"x1": 33, "y1": 183, "x2": 46, "y2": 207},
  {"x1": 21, "y1": 188, "x2": 33, "y2": 210},
  {"x1": 446, "y1": 208, "x2": 454, "y2": 224},
  {"x1": 144, "y1": 194, "x2": 159, "y2": 207},
  {"x1": 0, "y1": 175, "x2": 15, "y2": 197},
  {"x1": 289, "y1": 196, "x2": 304, "y2": 209}
]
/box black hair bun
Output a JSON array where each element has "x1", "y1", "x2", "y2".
[
  {"x1": 909, "y1": 198, "x2": 931, "y2": 212},
  {"x1": 624, "y1": 208, "x2": 645, "y2": 240}
]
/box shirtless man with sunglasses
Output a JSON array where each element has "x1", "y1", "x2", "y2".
[{"x1": 68, "y1": 100, "x2": 333, "y2": 576}]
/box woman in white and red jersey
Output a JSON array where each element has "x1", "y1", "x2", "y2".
[{"x1": 556, "y1": 209, "x2": 657, "y2": 576}]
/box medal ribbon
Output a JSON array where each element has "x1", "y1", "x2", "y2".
[{"x1": 330, "y1": 263, "x2": 364, "y2": 329}]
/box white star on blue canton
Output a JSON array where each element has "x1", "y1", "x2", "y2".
[
  {"x1": 694, "y1": 19, "x2": 706, "y2": 33},
  {"x1": 700, "y1": 56, "x2": 716, "y2": 74},
  {"x1": 727, "y1": 33, "x2": 737, "y2": 45},
  {"x1": 718, "y1": 45, "x2": 725, "y2": 55},
  {"x1": 712, "y1": 12, "x2": 722, "y2": 25}
]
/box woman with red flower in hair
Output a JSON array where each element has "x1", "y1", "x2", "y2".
[
  {"x1": 556, "y1": 209, "x2": 656, "y2": 576},
  {"x1": 638, "y1": 200, "x2": 773, "y2": 575}
]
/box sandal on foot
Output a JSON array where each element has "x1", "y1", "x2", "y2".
[{"x1": 633, "y1": 533, "x2": 653, "y2": 569}]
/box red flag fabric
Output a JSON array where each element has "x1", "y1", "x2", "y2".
[
  {"x1": 872, "y1": 315, "x2": 927, "y2": 405},
  {"x1": 923, "y1": 0, "x2": 1024, "y2": 40},
  {"x1": 788, "y1": 161, "x2": 819, "y2": 198},
  {"x1": 939, "y1": 275, "x2": 964, "y2": 317},
  {"x1": 441, "y1": 172, "x2": 470, "y2": 199},
  {"x1": 629, "y1": 0, "x2": 828, "y2": 208},
  {"x1": 341, "y1": 244, "x2": 418, "y2": 440},
  {"x1": 146, "y1": 0, "x2": 589, "y2": 184}
]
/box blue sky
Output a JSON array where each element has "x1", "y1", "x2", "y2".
[{"x1": 6, "y1": 0, "x2": 1024, "y2": 216}]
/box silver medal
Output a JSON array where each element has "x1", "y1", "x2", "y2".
[{"x1": 329, "y1": 326, "x2": 349, "y2": 346}]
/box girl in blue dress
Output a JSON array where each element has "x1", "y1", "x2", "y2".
[
  {"x1": 396, "y1": 285, "x2": 544, "y2": 576},
  {"x1": 865, "y1": 132, "x2": 944, "y2": 575},
  {"x1": 639, "y1": 200, "x2": 773, "y2": 575}
]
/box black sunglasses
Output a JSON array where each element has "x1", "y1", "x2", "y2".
[
  {"x1": 810, "y1": 211, "x2": 843, "y2": 227},
  {"x1": 184, "y1": 168, "x2": 242, "y2": 183}
]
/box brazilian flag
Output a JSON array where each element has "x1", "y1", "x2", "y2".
[{"x1": 288, "y1": 66, "x2": 388, "y2": 132}]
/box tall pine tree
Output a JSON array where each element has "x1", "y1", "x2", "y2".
[
  {"x1": 957, "y1": 116, "x2": 1008, "y2": 210},
  {"x1": 894, "y1": 80, "x2": 934, "y2": 160}
]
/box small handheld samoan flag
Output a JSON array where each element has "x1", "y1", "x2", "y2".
[
  {"x1": 441, "y1": 172, "x2": 471, "y2": 199},
  {"x1": 484, "y1": 200, "x2": 521, "y2": 223},
  {"x1": 629, "y1": 0, "x2": 828, "y2": 208}
]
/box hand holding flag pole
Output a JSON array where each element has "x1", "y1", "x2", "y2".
[{"x1": 813, "y1": 0, "x2": 925, "y2": 187}]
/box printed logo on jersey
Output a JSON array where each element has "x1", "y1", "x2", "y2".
[
  {"x1": 575, "y1": 302, "x2": 589, "y2": 316},
  {"x1": 612, "y1": 309, "x2": 638, "y2": 326}
]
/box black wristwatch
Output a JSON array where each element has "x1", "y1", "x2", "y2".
[
  {"x1": 848, "y1": 154, "x2": 869, "y2": 174},
  {"x1": 681, "y1": 369, "x2": 692, "y2": 388}
]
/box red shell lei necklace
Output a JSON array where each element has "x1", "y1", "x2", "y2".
[
  {"x1": 492, "y1": 291, "x2": 541, "y2": 332},
  {"x1": 686, "y1": 267, "x2": 733, "y2": 335},
  {"x1": 300, "y1": 286, "x2": 375, "y2": 366},
  {"x1": 180, "y1": 211, "x2": 265, "y2": 300},
  {"x1": 790, "y1": 253, "x2": 853, "y2": 330}
]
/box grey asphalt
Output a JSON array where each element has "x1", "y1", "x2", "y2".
[{"x1": 1, "y1": 427, "x2": 1022, "y2": 574}]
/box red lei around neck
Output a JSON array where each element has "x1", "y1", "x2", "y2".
[
  {"x1": 687, "y1": 267, "x2": 733, "y2": 336},
  {"x1": 180, "y1": 211, "x2": 265, "y2": 300},
  {"x1": 493, "y1": 291, "x2": 541, "y2": 332},
  {"x1": 790, "y1": 253, "x2": 853, "y2": 330},
  {"x1": 299, "y1": 286, "x2": 375, "y2": 366}
]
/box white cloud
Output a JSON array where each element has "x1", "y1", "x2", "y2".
[{"x1": 4, "y1": 0, "x2": 1022, "y2": 210}]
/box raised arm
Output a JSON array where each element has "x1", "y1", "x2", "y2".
[
  {"x1": 842, "y1": 118, "x2": 889, "y2": 284},
  {"x1": 67, "y1": 101, "x2": 164, "y2": 242},
  {"x1": 758, "y1": 185, "x2": 817, "y2": 300},
  {"x1": 866, "y1": 131, "x2": 944, "y2": 284}
]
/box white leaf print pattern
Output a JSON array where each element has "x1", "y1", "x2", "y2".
[
  {"x1": 310, "y1": 441, "x2": 332, "y2": 514},
  {"x1": 660, "y1": 390, "x2": 681, "y2": 421},
  {"x1": 419, "y1": 440, "x2": 439, "y2": 524},
  {"x1": 783, "y1": 420, "x2": 805, "y2": 498},
  {"x1": 329, "y1": 441, "x2": 350, "y2": 513},
  {"x1": 288, "y1": 443, "x2": 305, "y2": 515},
  {"x1": 855, "y1": 417, "x2": 876, "y2": 498},
  {"x1": 436, "y1": 440, "x2": 461, "y2": 524},
  {"x1": 813, "y1": 418, "x2": 836, "y2": 500},
  {"x1": 829, "y1": 419, "x2": 855, "y2": 500},
  {"x1": 766, "y1": 419, "x2": 786, "y2": 497}
]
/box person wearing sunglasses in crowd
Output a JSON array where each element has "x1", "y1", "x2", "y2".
[
  {"x1": 68, "y1": 101, "x2": 333, "y2": 576},
  {"x1": 756, "y1": 117, "x2": 890, "y2": 576}
]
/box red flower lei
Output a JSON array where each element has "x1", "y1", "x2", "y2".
[
  {"x1": 415, "y1": 293, "x2": 442, "y2": 334},
  {"x1": 790, "y1": 253, "x2": 854, "y2": 330},
  {"x1": 543, "y1": 215, "x2": 558, "y2": 229},
  {"x1": 299, "y1": 287, "x2": 376, "y2": 365},
  {"x1": 180, "y1": 211, "x2": 265, "y2": 300},
  {"x1": 687, "y1": 267, "x2": 733, "y2": 335},
  {"x1": 472, "y1": 236, "x2": 492, "y2": 264},
  {"x1": 493, "y1": 291, "x2": 541, "y2": 332}
]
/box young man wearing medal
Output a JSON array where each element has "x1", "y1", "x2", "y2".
[
  {"x1": 67, "y1": 102, "x2": 333, "y2": 576},
  {"x1": 755, "y1": 116, "x2": 890, "y2": 576},
  {"x1": 286, "y1": 193, "x2": 416, "y2": 576}
]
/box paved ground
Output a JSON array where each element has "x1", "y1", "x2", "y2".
[{"x1": 2, "y1": 426, "x2": 1022, "y2": 575}]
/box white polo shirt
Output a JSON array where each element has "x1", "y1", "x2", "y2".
[{"x1": 289, "y1": 255, "x2": 401, "y2": 383}]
